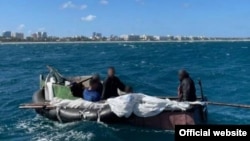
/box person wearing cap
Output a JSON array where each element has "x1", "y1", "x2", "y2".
[{"x1": 177, "y1": 69, "x2": 197, "y2": 101}]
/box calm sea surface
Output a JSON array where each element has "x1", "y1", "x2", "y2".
[{"x1": 0, "y1": 42, "x2": 250, "y2": 141}]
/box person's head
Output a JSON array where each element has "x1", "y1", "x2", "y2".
[
  {"x1": 178, "y1": 69, "x2": 189, "y2": 81},
  {"x1": 92, "y1": 74, "x2": 101, "y2": 82},
  {"x1": 125, "y1": 86, "x2": 133, "y2": 93},
  {"x1": 89, "y1": 78, "x2": 99, "y2": 90},
  {"x1": 107, "y1": 67, "x2": 115, "y2": 77}
]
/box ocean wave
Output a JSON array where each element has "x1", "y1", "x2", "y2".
[
  {"x1": 32, "y1": 130, "x2": 95, "y2": 141},
  {"x1": 21, "y1": 57, "x2": 32, "y2": 61},
  {"x1": 16, "y1": 116, "x2": 95, "y2": 141},
  {"x1": 129, "y1": 44, "x2": 136, "y2": 48},
  {"x1": 241, "y1": 46, "x2": 248, "y2": 48}
]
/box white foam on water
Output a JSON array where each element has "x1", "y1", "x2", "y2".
[
  {"x1": 123, "y1": 44, "x2": 128, "y2": 47},
  {"x1": 0, "y1": 126, "x2": 4, "y2": 132},
  {"x1": 100, "y1": 51, "x2": 106, "y2": 54},
  {"x1": 35, "y1": 139, "x2": 48, "y2": 141},
  {"x1": 129, "y1": 44, "x2": 136, "y2": 48},
  {"x1": 16, "y1": 116, "x2": 54, "y2": 134},
  {"x1": 202, "y1": 56, "x2": 209, "y2": 59},
  {"x1": 96, "y1": 121, "x2": 120, "y2": 131},
  {"x1": 32, "y1": 130, "x2": 95, "y2": 141},
  {"x1": 95, "y1": 120, "x2": 173, "y2": 134},
  {"x1": 22, "y1": 57, "x2": 31, "y2": 61},
  {"x1": 52, "y1": 120, "x2": 79, "y2": 128},
  {"x1": 16, "y1": 121, "x2": 35, "y2": 133},
  {"x1": 241, "y1": 46, "x2": 248, "y2": 48},
  {"x1": 141, "y1": 60, "x2": 146, "y2": 64},
  {"x1": 16, "y1": 115, "x2": 95, "y2": 141},
  {"x1": 16, "y1": 115, "x2": 81, "y2": 134}
]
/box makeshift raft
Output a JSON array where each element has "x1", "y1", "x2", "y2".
[{"x1": 21, "y1": 66, "x2": 208, "y2": 130}]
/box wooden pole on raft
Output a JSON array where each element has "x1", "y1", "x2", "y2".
[
  {"x1": 78, "y1": 77, "x2": 93, "y2": 84},
  {"x1": 19, "y1": 105, "x2": 55, "y2": 109},
  {"x1": 207, "y1": 101, "x2": 250, "y2": 109},
  {"x1": 197, "y1": 79, "x2": 250, "y2": 109},
  {"x1": 19, "y1": 103, "x2": 55, "y2": 109},
  {"x1": 198, "y1": 79, "x2": 205, "y2": 101}
]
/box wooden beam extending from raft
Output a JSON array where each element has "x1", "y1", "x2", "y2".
[{"x1": 19, "y1": 103, "x2": 55, "y2": 109}]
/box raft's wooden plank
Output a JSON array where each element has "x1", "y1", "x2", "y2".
[{"x1": 19, "y1": 105, "x2": 55, "y2": 109}]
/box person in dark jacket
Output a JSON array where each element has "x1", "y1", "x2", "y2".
[
  {"x1": 92, "y1": 74, "x2": 103, "y2": 95},
  {"x1": 101, "y1": 67, "x2": 126, "y2": 100},
  {"x1": 177, "y1": 69, "x2": 197, "y2": 101}
]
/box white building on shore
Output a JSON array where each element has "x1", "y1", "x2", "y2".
[
  {"x1": 120, "y1": 34, "x2": 140, "y2": 41},
  {"x1": 140, "y1": 34, "x2": 155, "y2": 41},
  {"x1": 92, "y1": 32, "x2": 102, "y2": 40}
]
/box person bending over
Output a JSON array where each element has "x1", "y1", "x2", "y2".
[
  {"x1": 92, "y1": 74, "x2": 103, "y2": 96},
  {"x1": 101, "y1": 67, "x2": 126, "y2": 100},
  {"x1": 83, "y1": 79, "x2": 101, "y2": 102},
  {"x1": 177, "y1": 69, "x2": 197, "y2": 101}
]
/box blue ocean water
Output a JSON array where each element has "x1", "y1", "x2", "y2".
[{"x1": 0, "y1": 42, "x2": 249, "y2": 141}]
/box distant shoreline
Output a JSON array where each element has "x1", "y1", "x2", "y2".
[{"x1": 1, "y1": 40, "x2": 250, "y2": 45}]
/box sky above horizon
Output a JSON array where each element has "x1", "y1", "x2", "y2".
[{"x1": 0, "y1": 0, "x2": 250, "y2": 37}]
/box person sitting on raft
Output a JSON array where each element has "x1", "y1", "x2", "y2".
[
  {"x1": 101, "y1": 67, "x2": 126, "y2": 100},
  {"x1": 92, "y1": 74, "x2": 103, "y2": 96},
  {"x1": 83, "y1": 78, "x2": 101, "y2": 102},
  {"x1": 177, "y1": 69, "x2": 197, "y2": 102}
]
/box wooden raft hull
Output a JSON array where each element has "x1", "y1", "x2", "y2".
[{"x1": 33, "y1": 89, "x2": 207, "y2": 130}]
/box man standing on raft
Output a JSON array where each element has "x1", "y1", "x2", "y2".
[{"x1": 178, "y1": 69, "x2": 197, "y2": 101}]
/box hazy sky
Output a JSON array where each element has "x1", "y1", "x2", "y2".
[{"x1": 0, "y1": 0, "x2": 250, "y2": 37}]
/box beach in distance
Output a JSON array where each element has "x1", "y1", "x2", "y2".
[
  {"x1": 2, "y1": 40, "x2": 250, "y2": 45},
  {"x1": 0, "y1": 42, "x2": 249, "y2": 140}
]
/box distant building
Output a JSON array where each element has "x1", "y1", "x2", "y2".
[
  {"x1": 159, "y1": 36, "x2": 169, "y2": 41},
  {"x1": 121, "y1": 34, "x2": 140, "y2": 41},
  {"x1": 141, "y1": 34, "x2": 155, "y2": 41},
  {"x1": 2, "y1": 31, "x2": 11, "y2": 38},
  {"x1": 192, "y1": 36, "x2": 202, "y2": 40},
  {"x1": 26, "y1": 36, "x2": 33, "y2": 41},
  {"x1": 31, "y1": 33, "x2": 38, "y2": 39},
  {"x1": 31, "y1": 31, "x2": 47, "y2": 40},
  {"x1": 174, "y1": 36, "x2": 182, "y2": 41},
  {"x1": 37, "y1": 32, "x2": 42, "y2": 39},
  {"x1": 42, "y1": 32, "x2": 47, "y2": 39},
  {"x1": 154, "y1": 35, "x2": 174, "y2": 41},
  {"x1": 13, "y1": 32, "x2": 24, "y2": 39},
  {"x1": 109, "y1": 35, "x2": 120, "y2": 41},
  {"x1": 153, "y1": 36, "x2": 160, "y2": 41},
  {"x1": 180, "y1": 36, "x2": 191, "y2": 41},
  {"x1": 92, "y1": 32, "x2": 102, "y2": 40}
]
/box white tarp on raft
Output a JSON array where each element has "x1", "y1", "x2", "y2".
[{"x1": 50, "y1": 93, "x2": 204, "y2": 118}]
